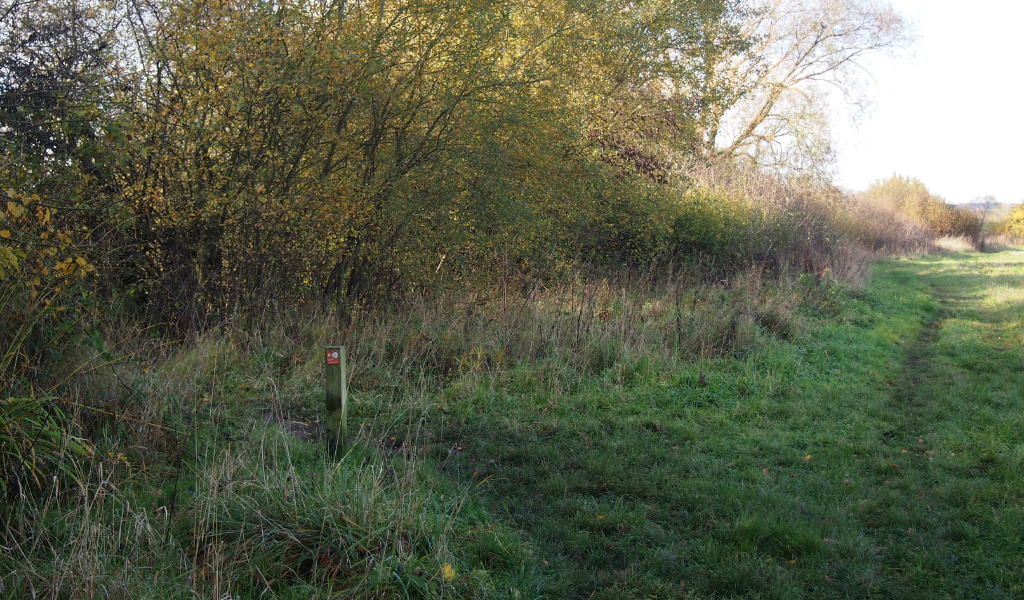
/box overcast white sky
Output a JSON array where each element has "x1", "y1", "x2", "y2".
[{"x1": 833, "y1": 0, "x2": 1024, "y2": 204}]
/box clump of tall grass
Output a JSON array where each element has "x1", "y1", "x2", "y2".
[
  {"x1": 0, "y1": 396, "x2": 91, "y2": 497},
  {"x1": 979, "y1": 234, "x2": 1019, "y2": 253},
  {"x1": 334, "y1": 267, "x2": 808, "y2": 398},
  {"x1": 934, "y1": 235, "x2": 980, "y2": 253},
  {"x1": 1, "y1": 424, "x2": 469, "y2": 598}
]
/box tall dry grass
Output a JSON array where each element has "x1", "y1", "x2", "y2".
[
  {"x1": 933, "y1": 235, "x2": 979, "y2": 253},
  {"x1": 981, "y1": 234, "x2": 1023, "y2": 253}
]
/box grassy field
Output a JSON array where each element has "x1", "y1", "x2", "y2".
[
  {"x1": 433, "y1": 251, "x2": 1024, "y2": 599},
  {"x1": 4, "y1": 250, "x2": 1023, "y2": 599}
]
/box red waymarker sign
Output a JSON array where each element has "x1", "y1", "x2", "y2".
[{"x1": 326, "y1": 349, "x2": 340, "y2": 365}]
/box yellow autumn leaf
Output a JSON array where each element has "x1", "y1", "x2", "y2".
[
  {"x1": 441, "y1": 562, "x2": 456, "y2": 581},
  {"x1": 0, "y1": 230, "x2": 9, "y2": 238},
  {"x1": 804, "y1": 455, "x2": 811, "y2": 462}
]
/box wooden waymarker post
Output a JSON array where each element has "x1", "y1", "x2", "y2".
[{"x1": 325, "y1": 346, "x2": 348, "y2": 458}]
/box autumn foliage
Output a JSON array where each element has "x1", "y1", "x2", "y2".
[
  {"x1": 0, "y1": 0, "x2": 924, "y2": 331},
  {"x1": 861, "y1": 175, "x2": 982, "y2": 245},
  {"x1": 998, "y1": 204, "x2": 1024, "y2": 240},
  {"x1": 0, "y1": 0, "x2": 934, "y2": 484}
]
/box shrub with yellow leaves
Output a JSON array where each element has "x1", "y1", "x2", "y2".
[
  {"x1": 998, "y1": 203, "x2": 1024, "y2": 241},
  {"x1": 1, "y1": 186, "x2": 94, "y2": 495},
  {"x1": 1, "y1": 186, "x2": 95, "y2": 381}
]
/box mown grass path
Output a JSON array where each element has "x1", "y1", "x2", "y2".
[{"x1": 440, "y1": 251, "x2": 1024, "y2": 599}]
